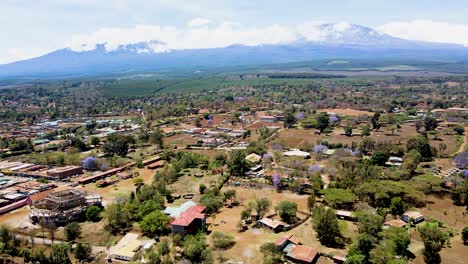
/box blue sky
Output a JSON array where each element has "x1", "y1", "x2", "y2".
[{"x1": 2, "y1": 0, "x2": 468, "y2": 64}]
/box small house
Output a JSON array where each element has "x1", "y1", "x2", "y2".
[
  {"x1": 285, "y1": 244, "x2": 319, "y2": 264},
  {"x1": 401, "y1": 211, "x2": 424, "y2": 224},
  {"x1": 384, "y1": 219, "x2": 407, "y2": 228},
  {"x1": 274, "y1": 234, "x2": 301, "y2": 250},
  {"x1": 257, "y1": 218, "x2": 286, "y2": 232}
]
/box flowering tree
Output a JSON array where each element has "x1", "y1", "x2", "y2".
[
  {"x1": 453, "y1": 152, "x2": 468, "y2": 169},
  {"x1": 82, "y1": 157, "x2": 98, "y2": 170}
]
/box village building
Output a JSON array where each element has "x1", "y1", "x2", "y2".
[
  {"x1": 29, "y1": 188, "x2": 102, "y2": 226},
  {"x1": 259, "y1": 116, "x2": 277, "y2": 123},
  {"x1": 164, "y1": 201, "x2": 206, "y2": 235},
  {"x1": 45, "y1": 166, "x2": 83, "y2": 180},
  {"x1": 401, "y1": 211, "x2": 424, "y2": 224},
  {"x1": 245, "y1": 153, "x2": 262, "y2": 164},
  {"x1": 384, "y1": 219, "x2": 407, "y2": 228},
  {"x1": 283, "y1": 149, "x2": 311, "y2": 159},
  {"x1": 257, "y1": 218, "x2": 287, "y2": 232}
]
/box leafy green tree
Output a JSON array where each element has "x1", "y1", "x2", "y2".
[
  {"x1": 402, "y1": 149, "x2": 422, "y2": 176},
  {"x1": 183, "y1": 234, "x2": 213, "y2": 263},
  {"x1": 150, "y1": 127, "x2": 164, "y2": 149},
  {"x1": 312, "y1": 205, "x2": 342, "y2": 247},
  {"x1": 370, "y1": 151, "x2": 389, "y2": 166},
  {"x1": 90, "y1": 136, "x2": 100, "y2": 146},
  {"x1": 371, "y1": 112, "x2": 381, "y2": 130},
  {"x1": 260, "y1": 243, "x2": 283, "y2": 264},
  {"x1": 157, "y1": 239, "x2": 170, "y2": 256},
  {"x1": 462, "y1": 226, "x2": 468, "y2": 244},
  {"x1": 50, "y1": 242, "x2": 71, "y2": 264},
  {"x1": 344, "y1": 125, "x2": 353, "y2": 136},
  {"x1": 73, "y1": 243, "x2": 91, "y2": 263},
  {"x1": 275, "y1": 201, "x2": 297, "y2": 224},
  {"x1": 248, "y1": 198, "x2": 272, "y2": 219},
  {"x1": 64, "y1": 222, "x2": 81, "y2": 242},
  {"x1": 199, "y1": 183, "x2": 207, "y2": 194},
  {"x1": 390, "y1": 197, "x2": 406, "y2": 217},
  {"x1": 419, "y1": 223, "x2": 449, "y2": 264},
  {"x1": 200, "y1": 190, "x2": 224, "y2": 214},
  {"x1": 307, "y1": 194, "x2": 315, "y2": 212},
  {"x1": 381, "y1": 227, "x2": 410, "y2": 256},
  {"x1": 284, "y1": 111, "x2": 297, "y2": 128},
  {"x1": 424, "y1": 116, "x2": 438, "y2": 132},
  {"x1": 103, "y1": 134, "x2": 132, "y2": 157},
  {"x1": 369, "y1": 240, "x2": 397, "y2": 264},
  {"x1": 355, "y1": 211, "x2": 384, "y2": 237},
  {"x1": 211, "y1": 231, "x2": 236, "y2": 249},
  {"x1": 105, "y1": 201, "x2": 132, "y2": 234},
  {"x1": 361, "y1": 125, "x2": 371, "y2": 137},
  {"x1": 227, "y1": 150, "x2": 247, "y2": 176},
  {"x1": 407, "y1": 135, "x2": 434, "y2": 160},
  {"x1": 137, "y1": 200, "x2": 164, "y2": 220},
  {"x1": 140, "y1": 211, "x2": 170, "y2": 237},
  {"x1": 317, "y1": 112, "x2": 330, "y2": 133},
  {"x1": 359, "y1": 137, "x2": 376, "y2": 155},
  {"x1": 224, "y1": 189, "x2": 237, "y2": 204},
  {"x1": 344, "y1": 254, "x2": 366, "y2": 264},
  {"x1": 240, "y1": 209, "x2": 251, "y2": 220}
]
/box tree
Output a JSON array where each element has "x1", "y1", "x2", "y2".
[
  {"x1": 370, "y1": 151, "x2": 389, "y2": 166},
  {"x1": 355, "y1": 211, "x2": 384, "y2": 237},
  {"x1": 199, "y1": 183, "x2": 207, "y2": 194},
  {"x1": 390, "y1": 197, "x2": 406, "y2": 217},
  {"x1": 248, "y1": 198, "x2": 272, "y2": 219},
  {"x1": 462, "y1": 226, "x2": 468, "y2": 244},
  {"x1": 317, "y1": 112, "x2": 330, "y2": 133},
  {"x1": 361, "y1": 125, "x2": 371, "y2": 137},
  {"x1": 381, "y1": 227, "x2": 410, "y2": 256},
  {"x1": 183, "y1": 234, "x2": 213, "y2": 263},
  {"x1": 150, "y1": 128, "x2": 164, "y2": 149},
  {"x1": 344, "y1": 125, "x2": 353, "y2": 136},
  {"x1": 371, "y1": 112, "x2": 381, "y2": 130},
  {"x1": 369, "y1": 240, "x2": 397, "y2": 264},
  {"x1": 419, "y1": 223, "x2": 449, "y2": 264},
  {"x1": 85, "y1": 206, "x2": 102, "y2": 222},
  {"x1": 50, "y1": 242, "x2": 71, "y2": 264},
  {"x1": 402, "y1": 149, "x2": 422, "y2": 176},
  {"x1": 105, "y1": 201, "x2": 132, "y2": 234},
  {"x1": 260, "y1": 243, "x2": 283, "y2": 264},
  {"x1": 453, "y1": 125, "x2": 465, "y2": 135},
  {"x1": 73, "y1": 243, "x2": 91, "y2": 263},
  {"x1": 275, "y1": 201, "x2": 297, "y2": 224},
  {"x1": 90, "y1": 136, "x2": 100, "y2": 146},
  {"x1": 284, "y1": 111, "x2": 297, "y2": 129},
  {"x1": 140, "y1": 211, "x2": 170, "y2": 237},
  {"x1": 307, "y1": 194, "x2": 315, "y2": 212},
  {"x1": 103, "y1": 134, "x2": 131, "y2": 157},
  {"x1": 345, "y1": 254, "x2": 366, "y2": 264},
  {"x1": 407, "y1": 135, "x2": 434, "y2": 160},
  {"x1": 424, "y1": 116, "x2": 438, "y2": 132},
  {"x1": 223, "y1": 189, "x2": 237, "y2": 204},
  {"x1": 227, "y1": 150, "x2": 247, "y2": 176},
  {"x1": 240, "y1": 209, "x2": 251, "y2": 220},
  {"x1": 64, "y1": 222, "x2": 81, "y2": 242},
  {"x1": 359, "y1": 137, "x2": 376, "y2": 155},
  {"x1": 157, "y1": 239, "x2": 170, "y2": 256},
  {"x1": 211, "y1": 231, "x2": 235, "y2": 249},
  {"x1": 200, "y1": 190, "x2": 224, "y2": 214},
  {"x1": 312, "y1": 205, "x2": 342, "y2": 247}
]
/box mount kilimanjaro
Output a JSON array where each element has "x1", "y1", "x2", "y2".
[{"x1": 1, "y1": 23, "x2": 468, "y2": 79}]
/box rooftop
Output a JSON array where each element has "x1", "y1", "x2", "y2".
[
  {"x1": 170, "y1": 205, "x2": 206, "y2": 227},
  {"x1": 287, "y1": 245, "x2": 318, "y2": 263}
]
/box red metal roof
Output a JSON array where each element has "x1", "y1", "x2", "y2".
[
  {"x1": 170, "y1": 205, "x2": 206, "y2": 227},
  {"x1": 289, "y1": 245, "x2": 318, "y2": 263}
]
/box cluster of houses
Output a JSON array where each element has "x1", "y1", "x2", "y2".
[
  {"x1": 0, "y1": 178, "x2": 55, "y2": 214},
  {"x1": 182, "y1": 127, "x2": 248, "y2": 148}
]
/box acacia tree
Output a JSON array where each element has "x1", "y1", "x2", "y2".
[
  {"x1": 275, "y1": 201, "x2": 297, "y2": 224},
  {"x1": 248, "y1": 198, "x2": 272, "y2": 219}
]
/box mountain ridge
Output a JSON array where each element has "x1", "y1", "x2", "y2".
[{"x1": 1, "y1": 23, "x2": 468, "y2": 79}]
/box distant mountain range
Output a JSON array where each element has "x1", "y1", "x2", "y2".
[{"x1": 2, "y1": 23, "x2": 468, "y2": 79}]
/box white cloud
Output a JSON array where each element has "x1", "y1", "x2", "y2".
[
  {"x1": 66, "y1": 21, "x2": 303, "y2": 52},
  {"x1": 379, "y1": 20, "x2": 468, "y2": 46},
  {"x1": 187, "y1": 17, "x2": 212, "y2": 27}
]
